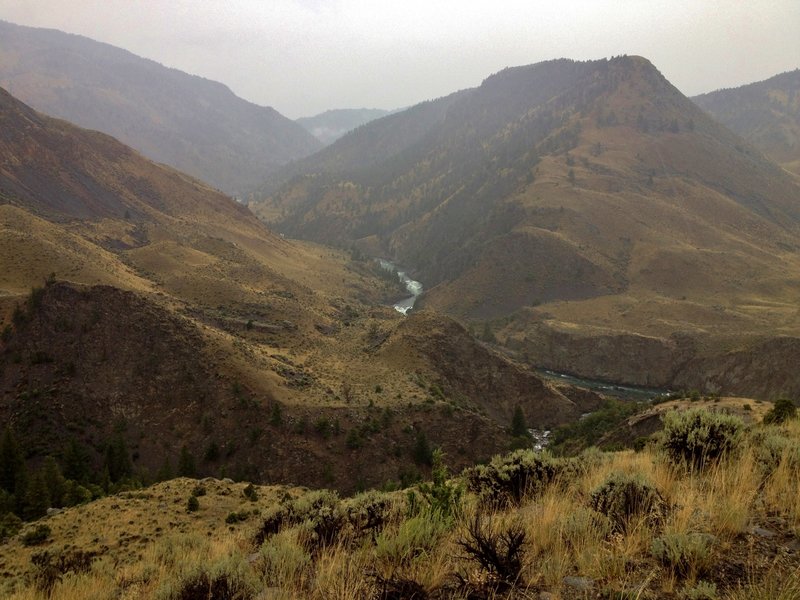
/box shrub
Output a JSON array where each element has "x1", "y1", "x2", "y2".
[
  {"x1": 30, "y1": 549, "x2": 95, "y2": 594},
  {"x1": 0, "y1": 512, "x2": 22, "y2": 539},
  {"x1": 763, "y1": 398, "x2": 797, "y2": 425},
  {"x1": 158, "y1": 558, "x2": 256, "y2": 600},
  {"x1": 750, "y1": 428, "x2": 800, "y2": 476},
  {"x1": 225, "y1": 511, "x2": 249, "y2": 524},
  {"x1": 187, "y1": 495, "x2": 199, "y2": 513},
  {"x1": 258, "y1": 530, "x2": 311, "y2": 588},
  {"x1": 254, "y1": 505, "x2": 292, "y2": 546},
  {"x1": 661, "y1": 409, "x2": 744, "y2": 470},
  {"x1": 344, "y1": 490, "x2": 395, "y2": 536},
  {"x1": 651, "y1": 532, "x2": 715, "y2": 579},
  {"x1": 589, "y1": 472, "x2": 666, "y2": 533},
  {"x1": 292, "y1": 490, "x2": 345, "y2": 550},
  {"x1": 21, "y1": 524, "x2": 51, "y2": 546},
  {"x1": 242, "y1": 483, "x2": 258, "y2": 502},
  {"x1": 375, "y1": 510, "x2": 449, "y2": 567},
  {"x1": 458, "y1": 515, "x2": 526, "y2": 588},
  {"x1": 684, "y1": 580, "x2": 718, "y2": 600},
  {"x1": 465, "y1": 449, "x2": 561, "y2": 507}
]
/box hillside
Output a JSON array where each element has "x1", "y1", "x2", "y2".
[
  {"x1": 693, "y1": 69, "x2": 800, "y2": 175},
  {"x1": 296, "y1": 108, "x2": 392, "y2": 145},
  {"x1": 0, "y1": 86, "x2": 589, "y2": 493},
  {"x1": 1, "y1": 407, "x2": 798, "y2": 599},
  {"x1": 254, "y1": 56, "x2": 800, "y2": 397},
  {"x1": 0, "y1": 20, "x2": 321, "y2": 196}
]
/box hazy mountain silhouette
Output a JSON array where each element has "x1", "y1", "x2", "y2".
[
  {"x1": 693, "y1": 69, "x2": 800, "y2": 175},
  {"x1": 297, "y1": 108, "x2": 393, "y2": 145},
  {"x1": 0, "y1": 20, "x2": 321, "y2": 196}
]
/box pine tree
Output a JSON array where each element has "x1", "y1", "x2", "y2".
[
  {"x1": 511, "y1": 405, "x2": 530, "y2": 438},
  {"x1": 63, "y1": 438, "x2": 91, "y2": 483},
  {"x1": 413, "y1": 430, "x2": 433, "y2": 466},
  {"x1": 0, "y1": 426, "x2": 24, "y2": 493},
  {"x1": 23, "y1": 470, "x2": 49, "y2": 520},
  {"x1": 41, "y1": 457, "x2": 66, "y2": 508},
  {"x1": 156, "y1": 456, "x2": 174, "y2": 482},
  {"x1": 178, "y1": 446, "x2": 196, "y2": 477},
  {"x1": 104, "y1": 433, "x2": 132, "y2": 483}
]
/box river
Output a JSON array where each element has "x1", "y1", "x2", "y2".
[
  {"x1": 536, "y1": 369, "x2": 673, "y2": 401},
  {"x1": 377, "y1": 259, "x2": 423, "y2": 315},
  {"x1": 377, "y1": 258, "x2": 672, "y2": 400}
]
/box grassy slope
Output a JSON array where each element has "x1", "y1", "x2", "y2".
[{"x1": 1, "y1": 411, "x2": 798, "y2": 599}]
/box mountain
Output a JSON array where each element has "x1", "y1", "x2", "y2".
[
  {"x1": 254, "y1": 56, "x2": 800, "y2": 397},
  {"x1": 0, "y1": 20, "x2": 322, "y2": 196},
  {"x1": 693, "y1": 69, "x2": 800, "y2": 175},
  {"x1": 296, "y1": 108, "x2": 392, "y2": 145},
  {"x1": 0, "y1": 86, "x2": 589, "y2": 492}
]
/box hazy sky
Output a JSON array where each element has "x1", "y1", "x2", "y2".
[{"x1": 1, "y1": 0, "x2": 798, "y2": 119}]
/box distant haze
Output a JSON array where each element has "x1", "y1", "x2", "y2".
[{"x1": 1, "y1": 0, "x2": 798, "y2": 119}]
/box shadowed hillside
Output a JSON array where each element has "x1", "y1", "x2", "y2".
[
  {"x1": 0, "y1": 20, "x2": 321, "y2": 196},
  {"x1": 693, "y1": 69, "x2": 800, "y2": 175}
]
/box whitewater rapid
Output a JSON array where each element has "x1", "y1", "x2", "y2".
[{"x1": 377, "y1": 259, "x2": 423, "y2": 315}]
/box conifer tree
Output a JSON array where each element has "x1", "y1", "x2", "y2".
[
  {"x1": 511, "y1": 405, "x2": 530, "y2": 438},
  {"x1": 63, "y1": 438, "x2": 91, "y2": 483},
  {"x1": 104, "y1": 433, "x2": 132, "y2": 483},
  {"x1": 41, "y1": 457, "x2": 66, "y2": 508},
  {"x1": 178, "y1": 446, "x2": 196, "y2": 477},
  {"x1": 23, "y1": 470, "x2": 49, "y2": 520},
  {"x1": 0, "y1": 426, "x2": 24, "y2": 494}
]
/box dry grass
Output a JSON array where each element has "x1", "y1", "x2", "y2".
[{"x1": 2, "y1": 417, "x2": 800, "y2": 599}]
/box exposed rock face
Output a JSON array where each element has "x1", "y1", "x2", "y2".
[
  {"x1": 506, "y1": 321, "x2": 693, "y2": 388},
  {"x1": 672, "y1": 337, "x2": 800, "y2": 399},
  {"x1": 507, "y1": 320, "x2": 800, "y2": 399}
]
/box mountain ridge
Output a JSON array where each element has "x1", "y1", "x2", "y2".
[
  {"x1": 0, "y1": 19, "x2": 322, "y2": 196},
  {"x1": 693, "y1": 68, "x2": 800, "y2": 175},
  {"x1": 296, "y1": 108, "x2": 393, "y2": 145},
  {"x1": 253, "y1": 56, "x2": 800, "y2": 397}
]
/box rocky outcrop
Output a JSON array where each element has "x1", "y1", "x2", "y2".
[
  {"x1": 506, "y1": 321, "x2": 695, "y2": 388},
  {"x1": 673, "y1": 337, "x2": 800, "y2": 399},
  {"x1": 507, "y1": 320, "x2": 800, "y2": 400}
]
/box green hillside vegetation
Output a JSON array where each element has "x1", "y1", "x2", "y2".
[{"x1": 0, "y1": 406, "x2": 798, "y2": 598}]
